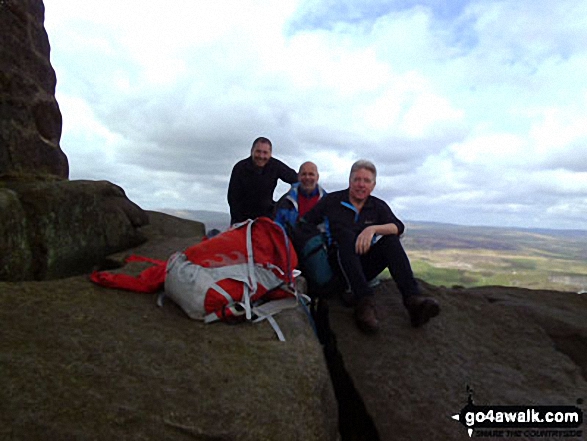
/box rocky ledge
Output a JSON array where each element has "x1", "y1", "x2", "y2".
[
  {"x1": 0, "y1": 179, "x2": 149, "y2": 281},
  {"x1": 1, "y1": 212, "x2": 585, "y2": 440},
  {"x1": 324, "y1": 279, "x2": 586, "y2": 440},
  {"x1": 0, "y1": 212, "x2": 338, "y2": 441}
]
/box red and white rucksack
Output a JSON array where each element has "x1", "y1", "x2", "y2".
[{"x1": 162, "y1": 217, "x2": 304, "y2": 340}]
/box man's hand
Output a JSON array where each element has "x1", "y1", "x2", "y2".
[
  {"x1": 355, "y1": 226, "x2": 376, "y2": 255},
  {"x1": 355, "y1": 223, "x2": 400, "y2": 255}
]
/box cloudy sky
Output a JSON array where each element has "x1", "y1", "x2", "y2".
[{"x1": 44, "y1": 0, "x2": 587, "y2": 230}]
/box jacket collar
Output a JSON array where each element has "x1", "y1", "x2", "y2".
[{"x1": 340, "y1": 188, "x2": 374, "y2": 217}]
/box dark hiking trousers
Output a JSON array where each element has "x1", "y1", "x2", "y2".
[{"x1": 335, "y1": 231, "x2": 420, "y2": 301}]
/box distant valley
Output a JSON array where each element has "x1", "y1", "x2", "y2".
[
  {"x1": 160, "y1": 209, "x2": 587, "y2": 293},
  {"x1": 401, "y1": 221, "x2": 587, "y2": 293}
]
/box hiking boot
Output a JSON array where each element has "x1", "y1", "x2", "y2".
[
  {"x1": 355, "y1": 296, "x2": 379, "y2": 334},
  {"x1": 404, "y1": 296, "x2": 440, "y2": 328}
]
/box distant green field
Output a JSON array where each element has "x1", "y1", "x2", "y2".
[
  {"x1": 165, "y1": 210, "x2": 587, "y2": 293},
  {"x1": 396, "y1": 222, "x2": 587, "y2": 293}
]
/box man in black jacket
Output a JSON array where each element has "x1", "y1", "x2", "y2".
[
  {"x1": 303, "y1": 159, "x2": 440, "y2": 334},
  {"x1": 227, "y1": 137, "x2": 298, "y2": 225}
]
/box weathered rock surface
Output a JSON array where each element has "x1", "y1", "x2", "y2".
[
  {"x1": 325, "y1": 280, "x2": 587, "y2": 440},
  {"x1": 0, "y1": 0, "x2": 152, "y2": 282},
  {"x1": 0, "y1": 180, "x2": 149, "y2": 281},
  {"x1": 1, "y1": 212, "x2": 586, "y2": 440},
  {"x1": 0, "y1": 0, "x2": 68, "y2": 179},
  {"x1": 0, "y1": 213, "x2": 339, "y2": 441}
]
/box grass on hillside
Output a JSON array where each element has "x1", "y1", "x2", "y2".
[
  {"x1": 391, "y1": 223, "x2": 587, "y2": 293},
  {"x1": 164, "y1": 211, "x2": 587, "y2": 293},
  {"x1": 403, "y1": 249, "x2": 587, "y2": 292}
]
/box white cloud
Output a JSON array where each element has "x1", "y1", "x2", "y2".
[
  {"x1": 43, "y1": 0, "x2": 587, "y2": 230},
  {"x1": 449, "y1": 133, "x2": 528, "y2": 166}
]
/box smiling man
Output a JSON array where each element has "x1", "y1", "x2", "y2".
[
  {"x1": 274, "y1": 161, "x2": 327, "y2": 232},
  {"x1": 303, "y1": 159, "x2": 440, "y2": 334},
  {"x1": 227, "y1": 137, "x2": 298, "y2": 225}
]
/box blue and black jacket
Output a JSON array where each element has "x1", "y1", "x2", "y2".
[
  {"x1": 302, "y1": 188, "x2": 404, "y2": 245},
  {"x1": 274, "y1": 183, "x2": 327, "y2": 232}
]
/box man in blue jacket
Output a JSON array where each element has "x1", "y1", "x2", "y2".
[
  {"x1": 303, "y1": 159, "x2": 440, "y2": 334},
  {"x1": 274, "y1": 161, "x2": 327, "y2": 233},
  {"x1": 227, "y1": 137, "x2": 298, "y2": 225}
]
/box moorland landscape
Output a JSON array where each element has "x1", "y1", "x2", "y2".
[
  {"x1": 162, "y1": 209, "x2": 587, "y2": 293},
  {"x1": 403, "y1": 221, "x2": 587, "y2": 292}
]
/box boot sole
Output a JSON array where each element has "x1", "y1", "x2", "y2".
[
  {"x1": 410, "y1": 300, "x2": 440, "y2": 328},
  {"x1": 356, "y1": 319, "x2": 379, "y2": 334}
]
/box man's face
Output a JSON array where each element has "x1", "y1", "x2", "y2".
[
  {"x1": 251, "y1": 142, "x2": 272, "y2": 168},
  {"x1": 298, "y1": 163, "x2": 319, "y2": 194},
  {"x1": 349, "y1": 168, "x2": 376, "y2": 204}
]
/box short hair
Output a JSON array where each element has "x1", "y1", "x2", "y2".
[
  {"x1": 350, "y1": 159, "x2": 377, "y2": 181},
  {"x1": 251, "y1": 137, "x2": 272, "y2": 151}
]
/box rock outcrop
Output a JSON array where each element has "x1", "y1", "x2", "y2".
[
  {"x1": 0, "y1": 0, "x2": 150, "y2": 281},
  {"x1": 1, "y1": 213, "x2": 585, "y2": 440},
  {"x1": 0, "y1": 0, "x2": 68, "y2": 179},
  {"x1": 0, "y1": 212, "x2": 339, "y2": 441},
  {"x1": 0, "y1": 180, "x2": 149, "y2": 281},
  {"x1": 323, "y1": 280, "x2": 587, "y2": 440}
]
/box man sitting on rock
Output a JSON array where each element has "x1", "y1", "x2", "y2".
[
  {"x1": 274, "y1": 161, "x2": 327, "y2": 233},
  {"x1": 302, "y1": 159, "x2": 440, "y2": 333}
]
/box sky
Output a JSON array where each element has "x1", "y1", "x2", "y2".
[{"x1": 43, "y1": 0, "x2": 587, "y2": 230}]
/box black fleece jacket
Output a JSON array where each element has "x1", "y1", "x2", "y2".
[
  {"x1": 227, "y1": 157, "x2": 297, "y2": 224},
  {"x1": 303, "y1": 188, "x2": 405, "y2": 241}
]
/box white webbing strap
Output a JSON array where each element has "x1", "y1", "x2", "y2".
[
  {"x1": 266, "y1": 315, "x2": 285, "y2": 342},
  {"x1": 252, "y1": 297, "x2": 298, "y2": 317},
  {"x1": 243, "y1": 219, "x2": 256, "y2": 320},
  {"x1": 266, "y1": 263, "x2": 285, "y2": 275},
  {"x1": 204, "y1": 304, "x2": 246, "y2": 323},
  {"x1": 210, "y1": 282, "x2": 234, "y2": 304},
  {"x1": 298, "y1": 293, "x2": 311, "y2": 304},
  {"x1": 230, "y1": 219, "x2": 251, "y2": 229},
  {"x1": 274, "y1": 221, "x2": 295, "y2": 286},
  {"x1": 204, "y1": 282, "x2": 247, "y2": 323},
  {"x1": 204, "y1": 312, "x2": 219, "y2": 323},
  {"x1": 251, "y1": 297, "x2": 300, "y2": 341}
]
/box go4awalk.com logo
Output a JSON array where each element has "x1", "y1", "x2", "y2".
[{"x1": 451, "y1": 387, "x2": 584, "y2": 438}]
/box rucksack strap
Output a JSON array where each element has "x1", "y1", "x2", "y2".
[
  {"x1": 266, "y1": 315, "x2": 285, "y2": 342},
  {"x1": 244, "y1": 219, "x2": 256, "y2": 320},
  {"x1": 204, "y1": 304, "x2": 246, "y2": 323},
  {"x1": 210, "y1": 282, "x2": 236, "y2": 305},
  {"x1": 252, "y1": 297, "x2": 300, "y2": 342},
  {"x1": 202, "y1": 282, "x2": 248, "y2": 323}
]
